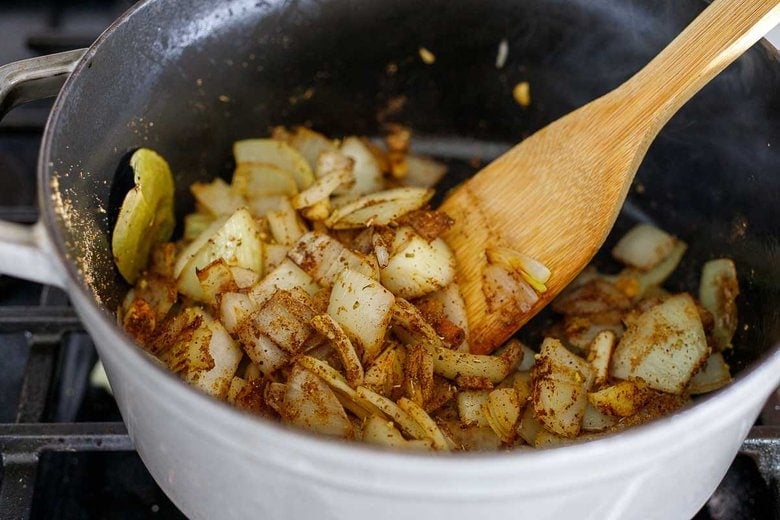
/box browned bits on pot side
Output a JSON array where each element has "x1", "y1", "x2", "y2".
[{"x1": 51, "y1": 172, "x2": 107, "y2": 304}]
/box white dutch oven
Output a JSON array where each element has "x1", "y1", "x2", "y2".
[{"x1": 0, "y1": 0, "x2": 778, "y2": 518}]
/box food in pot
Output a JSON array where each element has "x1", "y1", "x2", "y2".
[{"x1": 112, "y1": 126, "x2": 739, "y2": 451}]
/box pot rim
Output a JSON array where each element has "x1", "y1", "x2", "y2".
[{"x1": 37, "y1": 0, "x2": 780, "y2": 484}]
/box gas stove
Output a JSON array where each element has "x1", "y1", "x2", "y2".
[{"x1": 1, "y1": 2, "x2": 779, "y2": 519}]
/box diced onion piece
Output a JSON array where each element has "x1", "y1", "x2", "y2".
[
  {"x1": 196, "y1": 259, "x2": 237, "y2": 304},
  {"x1": 264, "y1": 244, "x2": 290, "y2": 271},
  {"x1": 264, "y1": 382, "x2": 286, "y2": 414},
  {"x1": 267, "y1": 198, "x2": 307, "y2": 246},
  {"x1": 296, "y1": 355, "x2": 352, "y2": 394},
  {"x1": 531, "y1": 338, "x2": 593, "y2": 437},
  {"x1": 620, "y1": 241, "x2": 687, "y2": 297},
  {"x1": 517, "y1": 344, "x2": 537, "y2": 372},
  {"x1": 246, "y1": 195, "x2": 287, "y2": 218},
  {"x1": 252, "y1": 290, "x2": 315, "y2": 354},
  {"x1": 310, "y1": 314, "x2": 364, "y2": 388},
  {"x1": 122, "y1": 273, "x2": 176, "y2": 325},
  {"x1": 316, "y1": 149, "x2": 354, "y2": 179},
  {"x1": 482, "y1": 263, "x2": 539, "y2": 325},
  {"x1": 424, "y1": 284, "x2": 470, "y2": 351},
  {"x1": 513, "y1": 371, "x2": 533, "y2": 403},
  {"x1": 231, "y1": 306, "x2": 290, "y2": 376},
  {"x1": 688, "y1": 352, "x2": 732, "y2": 394},
  {"x1": 286, "y1": 127, "x2": 339, "y2": 172},
  {"x1": 112, "y1": 148, "x2": 176, "y2": 284},
  {"x1": 586, "y1": 330, "x2": 617, "y2": 387},
  {"x1": 457, "y1": 390, "x2": 490, "y2": 427},
  {"x1": 582, "y1": 403, "x2": 617, "y2": 431},
  {"x1": 231, "y1": 162, "x2": 298, "y2": 198},
  {"x1": 402, "y1": 154, "x2": 447, "y2": 188},
  {"x1": 288, "y1": 231, "x2": 377, "y2": 287},
  {"x1": 482, "y1": 388, "x2": 522, "y2": 443},
  {"x1": 227, "y1": 376, "x2": 267, "y2": 416},
  {"x1": 517, "y1": 404, "x2": 543, "y2": 445},
  {"x1": 380, "y1": 229, "x2": 455, "y2": 299},
  {"x1": 300, "y1": 200, "x2": 331, "y2": 222},
  {"x1": 362, "y1": 415, "x2": 433, "y2": 451},
  {"x1": 612, "y1": 224, "x2": 676, "y2": 271},
  {"x1": 244, "y1": 362, "x2": 262, "y2": 381},
  {"x1": 236, "y1": 326, "x2": 290, "y2": 376},
  {"x1": 486, "y1": 246, "x2": 551, "y2": 292},
  {"x1": 371, "y1": 230, "x2": 391, "y2": 268},
  {"x1": 291, "y1": 166, "x2": 353, "y2": 210},
  {"x1": 356, "y1": 386, "x2": 428, "y2": 440},
  {"x1": 363, "y1": 344, "x2": 405, "y2": 399},
  {"x1": 325, "y1": 187, "x2": 434, "y2": 229},
  {"x1": 158, "y1": 307, "x2": 242, "y2": 399},
  {"x1": 397, "y1": 397, "x2": 450, "y2": 451},
  {"x1": 294, "y1": 357, "x2": 372, "y2": 417},
  {"x1": 699, "y1": 259, "x2": 739, "y2": 350},
  {"x1": 230, "y1": 266, "x2": 260, "y2": 289},
  {"x1": 552, "y1": 279, "x2": 631, "y2": 315},
  {"x1": 191, "y1": 178, "x2": 245, "y2": 216},
  {"x1": 562, "y1": 312, "x2": 624, "y2": 351},
  {"x1": 439, "y1": 421, "x2": 502, "y2": 451},
  {"x1": 335, "y1": 137, "x2": 384, "y2": 199},
  {"x1": 535, "y1": 338, "x2": 596, "y2": 388},
  {"x1": 403, "y1": 345, "x2": 435, "y2": 408},
  {"x1": 177, "y1": 220, "x2": 229, "y2": 279},
  {"x1": 183, "y1": 212, "x2": 216, "y2": 242},
  {"x1": 296, "y1": 356, "x2": 380, "y2": 419},
  {"x1": 391, "y1": 298, "x2": 444, "y2": 348},
  {"x1": 328, "y1": 269, "x2": 395, "y2": 364},
  {"x1": 282, "y1": 365, "x2": 353, "y2": 438},
  {"x1": 588, "y1": 380, "x2": 650, "y2": 417},
  {"x1": 610, "y1": 293, "x2": 709, "y2": 394},
  {"x1": 226, "y1": 376, "x2": 247, "y2": 403},
  {"x1": 532, "y1": 378, "x2": 587, "y2": 438},
  {"x1": 533, "y1": 429, "x2": 574, "y2": 449},
  {"x1": 195, "y1": 315, "x2": 243, "y2": 399},
  {"x1": 423, "y1": 339, "x2": 523, "y2": 383},
  {"x1": 219, "y1": 292, "x2": 256, "y2": 333},
  {"x1": 248, "y1": 259, "x2": 319, "y2": 306},
  {"x1": 176, "y1": 209, "x2": 264, "y2": 302},
  {"x1": 233, "y1": 139, "x2": 314, "y2": 189}
]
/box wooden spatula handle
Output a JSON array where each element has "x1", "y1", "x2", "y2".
[{"x1": 624, "y1": 0, "x2": 780, "y2": 128}]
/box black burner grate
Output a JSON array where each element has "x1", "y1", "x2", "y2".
[{"x1": 0, "y1": 295, "x2": 183, "y2": 519}]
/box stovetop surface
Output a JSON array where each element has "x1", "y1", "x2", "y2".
[{"x1": 0, "y1": 2, "x2": 779, "y2": 519}]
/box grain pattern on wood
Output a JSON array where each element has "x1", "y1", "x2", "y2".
[{"x1": 441, "y1": 0, "x2": 780, "y2": 354}]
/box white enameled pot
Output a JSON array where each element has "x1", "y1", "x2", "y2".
[{"x1": 0, "y1": 1, "x2": 778, "y2": 518}]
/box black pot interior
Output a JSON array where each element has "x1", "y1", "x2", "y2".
[{"x1": 44, "y1": 0, "x2": 780, "y2": 374}]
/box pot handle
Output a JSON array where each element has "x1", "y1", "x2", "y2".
[{"x1": 0, "y1": 49, "x2": 87, "y2": 288}]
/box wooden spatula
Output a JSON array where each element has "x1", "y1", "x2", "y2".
[{"x1": 441, "y1": 0, "x2": 780, "y2": 354}]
